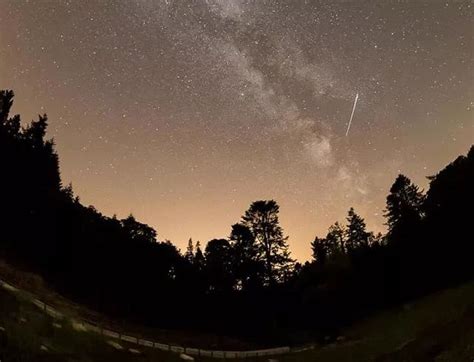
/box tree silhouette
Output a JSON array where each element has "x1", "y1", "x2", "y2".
[
  {"x1": 422, "y1": 146, "x2": 474, "y2": 283},
  {"x1": 204, "y1": 238, "x2": 234, "y2": 292},
  {"x1": 24, "y1": 115, "x2": 48, "y2": 147},
  {"x1": 185, "y1": 238, "x2": 195, "y2": 263},
  {"x1": 384, "y1": 174, "x2": 424, "y2": 243},
  {"x1": 241, "y1": 200, "x2": 293, "y2": 284},
  {"x1": 311, "y1": 236, "x2": 328, "y2": 264},
  {"x1": 194, "y1": 241, "x2": 205, "y2": 269},
  {"x1": 0, "y1": 90, "x2": 14, "y2": 125},
  {"x1": 326, "y1": 222, "x2": 346, "y2": 254},
  {"x1": 121, "y1": 214, "x2": 157, "y2": 244},
  {"x1": 229, "y1": 223, "x2": 264, "y2": 290},
  {"x1": 0, "y1": 90, "x2": 61, "y2": 265},
  {"x1": 424, "y1": 147, "x2": 474, "y2": 221},
  {"x1": 311, "y1": 221, "x2": 349, "y2": 265},
  {"x1": 345, "y1": 207, "x2": 371, "y2": 252}
]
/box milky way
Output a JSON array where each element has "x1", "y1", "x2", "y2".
[{"x1": 0, "y1": 0, "x2": 472, "y2": 260}]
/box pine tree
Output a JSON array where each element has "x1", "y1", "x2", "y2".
[
  {"x1": 194, "y1": 241, "x2": 205, "y2": 270},
  {"x1": 326, "y1": 221, "x2": 346, "y2": 254},
  {"x1": 384, "y1": 174, "x2": 424, "y2": 241},
  {"x1": 0, "y1": 90, "x2": 14, "y2": 125},
  {"x1": 241, "y1": 200, "x2": 293, "y2": 284},
  {"x1": 345, "y1": 207, "x2": 370, "y2": 251},
  {"x1": 185, "y1": 238, "x2": 195, "y2": 263},
  {"x1": 311, "y1": 236, "x2": 329, "y2": 264},
  {"x1": 24, "y1": 115, "x2": 48, "y2": 148}
]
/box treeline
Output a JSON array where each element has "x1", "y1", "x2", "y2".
[{"x1": 0, "y1": 89, "x2": 473, "y2": 345}]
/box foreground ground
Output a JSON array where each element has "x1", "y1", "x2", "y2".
[
  {"x1": 0, "y1": 262, "x2": 473, "y2": 361},
  {"x1": 278, "y1": 281, "x2": 474, "y2": 362}
]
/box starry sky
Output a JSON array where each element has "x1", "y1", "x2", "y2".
[{"x1": 1, "y1": 0, "x2": 472, "y2": 261}]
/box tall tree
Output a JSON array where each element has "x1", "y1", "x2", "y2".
[
  {"x1": 184, "y1": 238, "x2": 195, "y2": 263},
  {"x1": 311, "y1": 236, "x2": 329, "y2": 265},
  {"x1": 384, "y1": 174, "x2": 424, "y2": 242},
  {"x1": 311, "y1": 222, "x2": 345, "y2": 264},
  {"x1": 204, "y1": 238, "x2": 234, "y2": 292},
  {"x1": 326, "y1": 222, "x2": 346, "y2": 254},
  {"x1": 345, "y1": 207, "x2": 370, "y2": 251},
  {"x1": 0, "y1": 90, "x2": 14, "y2": 125},
  {"x1": 422, "y1": 146, "x2": 474, "y2": 281},
  {"x1": 424, "y1": 147, "x2": 474, "y2": 221},
  {"x1": 229, "y1": 223, "x2": 264, "y2": 290},
  {"x1": 241, "y1": 200, "x2": 293, "y2": 284},
  {"x1": 194, "y1": 240, "x2": 205, "y2": 270}
]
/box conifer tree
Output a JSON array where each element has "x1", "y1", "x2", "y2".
[
  {"x1": 241, "y1": 200, "x2": 293, "y2": 284},
  {"x1": 345, "y1": 207, "x2": 370, "y2": 251}
]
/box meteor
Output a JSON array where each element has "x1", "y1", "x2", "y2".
[{"x1": 345, "y1": 93, "x2": 359, "y2": 136}]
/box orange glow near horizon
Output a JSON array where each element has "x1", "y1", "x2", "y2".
[{"x1": 1, "y1": 1, "x2": 472, "y2": 261}]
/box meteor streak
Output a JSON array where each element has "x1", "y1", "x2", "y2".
[{"x1": 345, "y1": 93, "x2": 359, "y2": 136}]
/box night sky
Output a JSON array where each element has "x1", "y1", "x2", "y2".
[{"x1": 1, "y1": 1, "x2": 472, "y2": 261}]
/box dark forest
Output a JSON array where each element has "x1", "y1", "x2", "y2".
[{"x1": 1, "y1": 89, "x2": 473, "y2": 348}]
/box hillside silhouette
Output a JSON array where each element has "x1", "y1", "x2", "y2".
[{"x1": 0, "y1": 89, "x2": 473, "y2": 346}]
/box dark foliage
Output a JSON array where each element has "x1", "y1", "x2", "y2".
[{"x1": 0, "y1": 89, "x2": 473, "y2": 346}]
